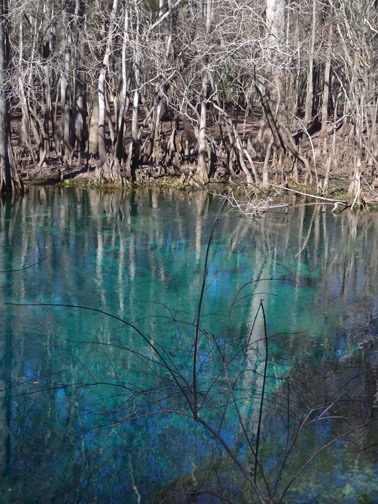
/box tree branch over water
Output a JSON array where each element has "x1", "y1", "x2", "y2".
[{"x1": 6, "y1": 296, "x2": 376, "y2": 502}]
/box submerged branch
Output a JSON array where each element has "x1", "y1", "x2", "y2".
[{"x1": 0, "y1": 256, "x2": 48, "y2": 272}]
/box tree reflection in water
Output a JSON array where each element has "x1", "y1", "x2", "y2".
[{"x1": 0, "y1": 188, "x2": 377, "y2": 503}]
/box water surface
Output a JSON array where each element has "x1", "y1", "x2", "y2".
[{"x1": 0, "y1": 188, "x2": 377, "y2": 503}]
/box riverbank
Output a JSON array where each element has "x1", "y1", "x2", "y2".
[{"x1": 21, "y1": 161, "x2": 376, "y2": 215}]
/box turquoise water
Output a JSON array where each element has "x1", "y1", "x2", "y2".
[{"x1": 0, "y1": 188, "x2": 377, "y2": 503}]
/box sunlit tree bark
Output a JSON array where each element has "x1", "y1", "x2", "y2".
[
  {"x1": 115, "y1": 1, "x2": 130, "y2": 162},
  {"x1": 304, "y1": 0, "x2": 317, "y2": 127},
  {"x1": 61, "y1": 0, "x2": 74, "y2": 162},
  {"x1": 0, "y1": 0, "x2": 22, "y2": 194},
  {"x1": 98, "y1": 0, "x2": 119, "y2": 166},
  {"x1": 73, "y1": 0, "x2": 88, "y2": 163},
  {"x1": 127, "y1": 0, "x2": 141, "y2": 181},
  {"x1": 196, "y1": 0, "x2": 213, "y2": 184}
]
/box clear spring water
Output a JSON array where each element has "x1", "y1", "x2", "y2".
[{"x1": 0, "y1": 188, "x2": 377, "y2": 503}]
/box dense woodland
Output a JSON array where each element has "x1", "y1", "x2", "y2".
[{"x1": 0, "y1": 0, "x2": 377, "y2": 199}]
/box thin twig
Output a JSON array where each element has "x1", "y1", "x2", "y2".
[{"x1": 193, "y1": 199, "x2": 227, "y2": 418}]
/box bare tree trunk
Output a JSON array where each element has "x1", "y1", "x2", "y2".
[
  {"x1": 0, "y1": 2, "x2": 22, "y2": 194},
  {"x1": 98, "y1": 0, "x2": 119, "y2": 166},
  {"x1": 266, "y1": 0, "x2": 285, "y2": 106},
  {"x1": 126, "y1": 0, "x2": 141, "y2": 182},
  {"x1": 115, "y1": 2, "x2": 129, "y2": 162},
  {"x1": 262, "y1": 138, "x2": 274, "y2": 187},
  {"x1": 18, "y1": 19, "x2": 35, "y2": 165},
  {"x1": 61, "y1": 1, "x2": 74, "y2": 163},
  {"x1": 320, "y1": 24, "x2": 333, "y2": 142},
  {"x1": 88, "y1": 98, "x2": 99, "y2": 158},
  {"x1": 318, "y1": 23, "x2": 333, "y2": 196},
  {"x1": 98, "y1": 73, "x2": 107, "y2": 164},
  {"x1": 197, "y1": 67, "x2": 209, "y2": 184},
  {"x1": 73, "y1": 0, "x2": 88, "y2": 164},
  {"x1": 196, "y1": 0, "x2": 213, "y2": 184},
  {"x1": 304, "y1": 0, "x2": 316, "y2": 126},
  {"x1": 264, "y1": 0, "x2": 285, "y2": 185}
]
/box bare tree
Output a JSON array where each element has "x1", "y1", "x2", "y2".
[
  {"x1": 98, "y1": 0, "x2": 119, "y2": 166},
  {"x1": 0, "y1": 0, "x2": 22, "y2": 194},
  {"x1": 328, "y1": 0, "x2": 378, "y2": 202},
  {"x1": 1, "y1": 0, "x2": 376, "y2": 195},
  {"x1": 72, "y1": 0, "x2": 88, "y2": 164}
]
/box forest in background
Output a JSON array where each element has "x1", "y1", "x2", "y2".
[{"x1": 0, "y1": 0, "x2": 377, "y2": 199}]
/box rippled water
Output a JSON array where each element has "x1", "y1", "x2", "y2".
[{"x1": 0, "y1": 188, "x2": 377, "y2": 503}]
